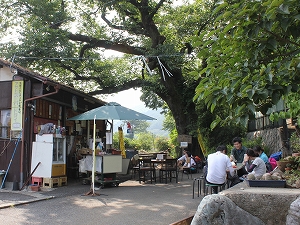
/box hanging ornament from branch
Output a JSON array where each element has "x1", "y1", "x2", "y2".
[
  {"x1": 157, "y1": 56, "x2": 173, "y2": 81},
  {"x1": 135, "y1": 56, "x2": 153, "y2": 76}
]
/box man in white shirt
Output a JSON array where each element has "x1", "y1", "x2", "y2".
[{"x1": 206, "y1": 145, "x2": 234, "y2": 194}]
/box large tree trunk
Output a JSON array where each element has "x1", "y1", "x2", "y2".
[{"x1": 157, "y1": 70, "x2": 201, "y2": 156}]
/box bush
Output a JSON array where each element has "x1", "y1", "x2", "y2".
[
  {"x1": 156, "y1": 137, "x2": 170, "y2": 152},
  {"x1": 290, "y1": 132, "x2": 300, "y2": 153}
]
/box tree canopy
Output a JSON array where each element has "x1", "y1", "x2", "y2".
[
  {"x1": 0, "y1": 0, "x2": 205, "y2": 135},
  {"x1": 0, "y1": 0, "x2": 260, "y2": 153},
  {"x1": 193, "y1": 0, "x2": 300, "y2": 127}
]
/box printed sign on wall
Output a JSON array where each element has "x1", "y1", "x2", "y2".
[{"x1": 11, "y1": 80, "x2": 24, "y2": 131}]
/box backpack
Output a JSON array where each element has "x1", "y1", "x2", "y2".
[
  {"x1": 194, "y1": 156, "x2": 201, "y2": 163},
  {"x1": 265, "y1": 162, "x2": 273, "y2": 173},
  {"x1": 269, "y1": 157, "x2": 277, "y2": 170},
  {"x1": 270, "y1": 151, "x2": 282, "y2": 161}
]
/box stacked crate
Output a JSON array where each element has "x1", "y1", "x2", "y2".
[
  {"x1": 31, "y1": 177, "x2": 43, "y2": 186},
  {"x1": 42, "y1": 177, "x2": 68, "y2": 188},
  {"x1": 58, "y1": 176, "x2": 68, "y2": 186},
  {"x1": 42, "y1": 177, "x2": 59, "y2": 188}
]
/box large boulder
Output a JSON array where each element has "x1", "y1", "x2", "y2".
[
  {"x1": 191, "y1": 194, "x2": 265, "y2": 225},
  {"x1": 222, "y1": 182, "x2": 300, "y2": 225},
  {"x1": 286, "y1": 197, "x2": 300, "y2": 225}
]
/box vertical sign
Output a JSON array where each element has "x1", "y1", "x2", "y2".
[{"x1": 11, "y1": 80, "x2": 24, "y2": 131}]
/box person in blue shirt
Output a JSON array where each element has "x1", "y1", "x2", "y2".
[
  {"x1": 253, "y1": 145, "x2": 268, "y2": 163},
  {"x1": 253, "y1": 145, "x2": 272, "y2": 172}
]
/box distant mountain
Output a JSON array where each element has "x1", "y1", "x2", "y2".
[
  {"x1": 145, "y1": 109, "x2": 168, "y2": 137},
  {"x1": 105, "y1": 89, "x2": 169, "y2": 137},
  {"x1": 113, "y1": 108, "x2": 168, "y2": 137}
]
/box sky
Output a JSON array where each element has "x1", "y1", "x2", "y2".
[
  {"x1": 105, "y1": 88, "x2": 143, "y2": 109},
  {"x1": 104, "y1": 88, "x2": 166, "y2": 136},
  {"x1": 0, "y1": 2, "x2": 174, "y2": 133}
]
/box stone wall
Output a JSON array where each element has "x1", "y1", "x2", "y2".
[{"x1": 247, "y1": 128, "x2": 282, "y2": 155}]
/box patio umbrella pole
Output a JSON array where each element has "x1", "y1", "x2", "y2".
[{"x1": 84, "y1": 116, "x2": 100, "y2": 196}]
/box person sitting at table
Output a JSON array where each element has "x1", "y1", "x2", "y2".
[
  {"x1": 177, "y1": 149, "x2": 188, "y2": 166},
  {"x1": 230, "y1": 137, "x2": 248, "y2": 177},
  {"x1": 230, "y1": 137, "x2": 247, "y2": 163},
  {"x1": 179, "y1": 151, "x2": 196, "y2": 173},
  {"x1": 253, "y1": 145, "x2": 272, "y2": 172},
  {"x1": 253, "y1": 145, "x2": 268, "y2": 163},
  {"x1": 245, "y1": 148, "x2": 266, "y2": 180},
  {"x1": 206, "y1": 145, "x2": 234, "y2": 194}
]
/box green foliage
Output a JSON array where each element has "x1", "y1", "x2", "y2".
[
  {"x1": 155, "y1": 137, "x2": 170, "y2": 152},
  {"x1": 169, "y1": 129, "x2": 179, "y2": 152},
  {"x1": 113, "y1": 133, "x2": 135, "y2": 149},
  {"x1": 270, "y1": 93, "x2": 300, "y2": 125},
  {"x1": 242, "y1": 137, "x2": 263, "y2": 149},
  {"x1": 132, "y1": 132, "x2": 155, "y2": 151},
  {"x1": 193, "y1": 0, "x2": 300, "y2": 128},
  {"x1": 114, "y1": 130, "x2": 176, "y2": 154},
  {"x1": 195, "y1": 101, "x2": 247, "y2": 153},
  {"x1": 129, "y1": 121, "x2": 150, "y2": 134},
  {"x1": 290, "y1": 132, "x2": 300, "y2": 153},
  {"x1": 284, "y1": 156, "x2": 300, "y2": 188},
  {"x1": 0, "y1": 0, "x2": 218, "y2": 146},
  {"x1": 162, "y1": 109, "x2": 176, "y2": 133}
]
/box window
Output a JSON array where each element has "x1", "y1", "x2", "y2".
[
  {"x1": 0, "y1": 109, "x2": 21, "y2": 139},
  {"x1": 0, "y1": 109, "x2": 11, "y2": 138}
]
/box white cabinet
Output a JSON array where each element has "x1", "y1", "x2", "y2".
[
  {"x1": 31, "y1": 134, "x2": 66, "y2": 177},
  {"x1": 79, "y1": 154, "x2": 122, "y2": 188},
  {"x1": 79, "y1": 155, "x2": 122, "y2": 173}
]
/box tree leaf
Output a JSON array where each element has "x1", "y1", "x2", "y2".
[
  {"x1": 272, "y1": 92, "x2": 281, "y2": 104},
  {"x1": 248, "y1": 104, "x2": 256, "y2": 114},
  {"x1": 240, "y1": 114, "x2": 249, "y2": 127},
  {"x1": 210, "y1": 116, "x2": 222, "y2": 130},
  {"x1": 270, "y1": 0, "x2": 284, "y2": 8},
  {"x1": 278, "y1": 4, "x2": 290, "y2": 14},
  {"x1": 212, "y1": 2, "x2": 229, "y2": 15}
]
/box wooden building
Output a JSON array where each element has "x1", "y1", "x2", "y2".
[{"x1": 0, "y1": 58, "x2": 107, "y2": 188}]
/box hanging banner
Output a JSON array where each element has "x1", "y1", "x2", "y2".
[
  {"x1": 197, "y1": 129, "x2": 207, "y2": 156},
  {"x1": 118, "y1": 127, "x2": 126, "y2": 158},
  {"x1": 127, "y1": 121, "x2": 133, "y2": 133},
  {"x1": 11, "y1": 80, "x2": 24, "y2": 131},
  {"x1": 106, "y1": 131, "x2": 112, "y2": 144}
]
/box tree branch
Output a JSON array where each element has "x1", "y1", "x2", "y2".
[
  {"x1": 54, "y1": 59, "x2": 93, "y2": 81},
  {"x1": 88, "y1": 79, "x2": 152, "y2": 95},
  {"x1": 101, "y1": 11, "x2": 145, "y2": 36},
  {"x1": 149, "y1": 0, "x2": 166, "y2": 18},
  {"x1": 101, "y1": 13, "x2": 125, "y2": 31},
  {"x1": 258, "y1": 49, "x2": 300, "y2": 64},
  {"x1": 67, "y1": 33, "x2": 146, "y2": 57},
  {"x1": 262, "y1": 26, "x2": 300, "y2": 48}
]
